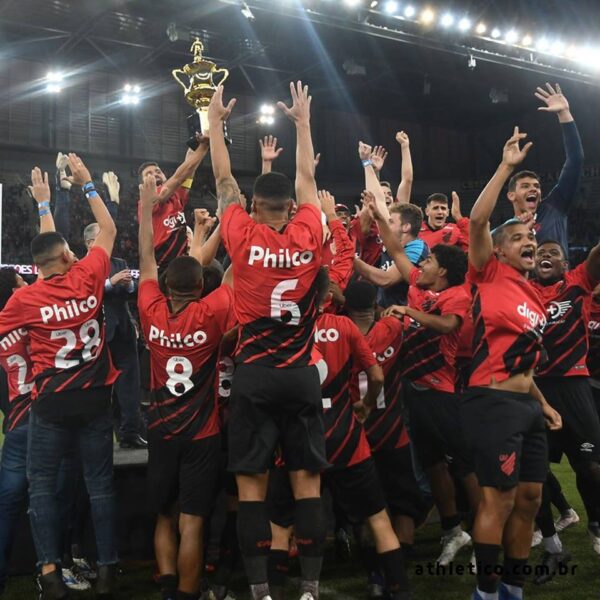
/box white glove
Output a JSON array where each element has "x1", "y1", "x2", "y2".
[
  {"x1": 102, "y1": 171, "x2": 120, "y2": 204},
  {"x1": 55, "y1": 152, "x2": 68, "y2": 171}
]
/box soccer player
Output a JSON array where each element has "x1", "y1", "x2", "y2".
[
  {"x1": 207, "y1": 82, "x2": 328, "y2": 600},
  {"x1": 504, "y1": 84, "x2": 583, "y2": 250},
  {"x1": 137, "y1": 134, "x2": 210, "y2": 270},
  {"x1": 418, "y1": 192, "x2": 469, "y2": 251},
  {"x1": 464, "y1": 127, "x2": 562, "y2": 600},
  {"x1": 0, "y1": 155, "x2": 119, "y2": 599},
  {"x1": 530, "y1": 239, "x2": 600, "y2": 577},
  {"x1": 137, "y1": 173, "x2": 234, "y2": 600},
  {"x1": 367, "y1": 194, "x2": 478, "y2": 566}
]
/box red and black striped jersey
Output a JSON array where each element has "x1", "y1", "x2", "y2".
[
  {"x1": 0, "y1": 328, "x2": 33, "y2": 431},
  {"x1": 0, "y1": 247, "x2": 118, "y2": 401},
  {"x1": 400, "y1": 269, "x2": 470, "y2": 393},
  {"x1": 467, "y1": 255, "x2": 547, "y2": 387},
  {"x1": 327, "y1": 220, "x2": 355, "y2": 292},
  {"x1": 314, "y1": 313, "x2": 376, "y2": 469},
  {"x1": 138, "y1": 280, "x2": 233, "y2": 440},
  {"x1": 587, "y1": 298, "x2": 600, "y2": 380},
  {"x1": 352, "y1": 317, "x2": 409, "y2": 453},
  {"x1": 221, "y1": 203, "x2": 323, "y2": 368},
  {"x1": 351, "y1": 218, "x2": 383, "y2": 266},
  {"x1": 419, "y1": 219, "x2": 469, "y2": 251},
  {"x1": 137, "y1": 183, "x2": 191, "y2": 268},
  {"x1": 532, "y1": 263, "x2": 595, "y2": 378}
]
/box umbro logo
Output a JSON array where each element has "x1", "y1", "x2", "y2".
[
  {"x1": 580, "y1": 442, "x2": 595, "y2": 452},
  {"x1": 499, "y1": 451, "x2": 516, "y2": 476}
]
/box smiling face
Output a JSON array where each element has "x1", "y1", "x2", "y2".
[
  {"x1": 535, "y1": 241, "x2": 568, "y2": 284},
  {"x1": 426, "y1": 200, "x2": 449, "y2": 229},
  {"x1": 416, "y1": 253, "x2": 442, "y2": 288},
  {"x1": 508, "y1": 176, "x2": 542, "y2": 216},
  {"x1": 494, "y1": 223, "x2": 538, "y2": 273}
]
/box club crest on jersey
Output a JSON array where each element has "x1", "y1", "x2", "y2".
[
  {"x1": 375, "y1": 346, "x2": 395, "y2": 362},
  {"x1": 40, "y1": 296, "x2": 99, "y2": 323},
  {"x1": 248, "y1": 245, "x2": 314, "y2": 268},
  {"x1": 315, "y1": 328, "x2": 340, "y2": 343},
  {"x1": 517, "y1": 301, "x2": 546, "y2": 330},
  {"x1": 163, "y1": 211, "x2": 186, "y2": 229},
  {"x1": 0, "y1": 328, "x2": 28, "y2": 352},
  {"x1": 148, "y1": 325, "x2": 207, "y2": 348},
  {"x1": 547, "y1": 300, "x2": 571, "y2": 321}
]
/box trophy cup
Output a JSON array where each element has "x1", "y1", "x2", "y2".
[{"x1": 172, "y1": 38, "x2": 230, "y2": 149}]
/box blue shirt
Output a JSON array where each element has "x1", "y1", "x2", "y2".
[{"x1": 377, "y1": 238, "x2": 429, "y2": 308}]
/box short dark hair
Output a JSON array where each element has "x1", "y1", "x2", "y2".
[
  {"x1": 508, "y1": 170, "x2": 540, "y2": 192},
  {"x1": 491, "y1": 219, "x2": 525, "y2": 247},
  {"x1": 0, "y1": 268, "x2": 18, "y2": 311},
  {"x1": 538, "y1": 239, "x2": 567, "y2": 260},
  {"x1": 201, "y1": 260, "x2": 224, "y2": 297},
  {"x1": 390, "y1": 203, "x2": 423, "y2": 238},
  {"x1": 138, "y1": 161, "x2": 159, "y2": 181},
  {"x1": 344, "y1": 279, "x2": 377, "y2": 312},
  {"x1": 431, "y1": 244, "x2": 467, "y2": 287},
  {"x1": 380, "y1": 181, "x2": 392, "y2": 190},
  {"x1": 30, "y1": 232, "x2": 67, "y2": 267},
  {"x1": 253, "y1": 172, "x2": 293, "y2": 211},
  {"x1": 164, "y1": 256, "x2": 203, "y2": 294},
  {"x1": 426, "y1": 193, "x2": 448, "y2": 206}
]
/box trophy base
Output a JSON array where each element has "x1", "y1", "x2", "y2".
[{"x1": 186, "y1": 112, "x2": 231, "y2": 149}]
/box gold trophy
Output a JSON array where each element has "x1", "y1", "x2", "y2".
[{"x1": 172, "y1": 38, "x2": 230, "y2": 149}]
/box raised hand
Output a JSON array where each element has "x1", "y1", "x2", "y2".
[
  {"x1": 29, "y1": 167, "x2": 51, "y2": 204},
  {"x1": 277, "y1": 80, "x2": 311, "y2": 125},
  {"x1": 110, "y1": 269, "x2": 132, "y2": 287},
  {"x1": 139, "y1": 172, "x2": 159, "y2": 208},
  {"x1": 395, "y1": 131, "x2": 410, "y2": 148},
  {"x1": 535, "y1": 83, "x2": 569, "y2": 114},
  {"x1": 361, "y1": 190, "x2": 383, "y2": 221},
  {"x1": 358, "y1": 141, "x2": 372, "y2": 161},
  {"x1": 66, "y1": 153, "x2": 92, "y2": 186},
  {"x1": 194, "y1": 208, "x2": 216, "y2": 236},
  {"x1": 318, "y1": 190, "x2": 336, "y2": 218},
  {"x1": 207, "y1": 85, "x2": 237, "y2": 124},
  {"x1": 501, "y1": 126, "x2": 533, "y2": 169},
  {"x1": 370, "y1": 146, "x2": 388, "y2": 172},
  {"x1": 451, "y1": 191, "x2": 463, "y2": 222},
  {"x1": 102, "y1": 171, "x2": 120, "y2": 204},
  {"x1": 56, "y1": 152, "x2": 68, "y2": 171},
  {"x1": 259, "y1": 135, "x2": 283, "y2": 162}
]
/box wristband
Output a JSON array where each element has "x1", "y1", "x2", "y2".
[
  {"x1": 38, "y1": 201, "x2": 50, "y2": 209},
  {"x1": 39, "y1": 209, "x2": 51, "y2": 217},
  {"x1": 85, "y1": 190, "x2": 99, "y2": 199},
  {"x1": 361, "y1": 159, "x2": 373, "y2": 168},
  {"x1": 82, "y1": 182, "x2": 95, "y2": 192}
]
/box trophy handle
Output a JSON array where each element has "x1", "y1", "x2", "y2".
[
  {"x1": 213, "y1": 68, "x2": 229, "y2": 87},
  {"x1": 171, "y1": 69, "x2": 188, "y2": 91}
]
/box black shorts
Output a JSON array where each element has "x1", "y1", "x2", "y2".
[
  {"x1": 536, "y1": 377, "x2": 600, "y2": 465},
  {"x1": 373, "y1": 446, "x2": 430, "y2": 523},
  {"x1": 228, "y1": 364, "x2": 329, "y2": 474},
  {"x1": 405, "y1": 383, "x2": 472, "y2": 475},
  {"x1": 460, "y1": 388, "x2": 547, "y2": 489},
  {"x1": 148, "y1": 433, "x2": 221, "y2": 516}
]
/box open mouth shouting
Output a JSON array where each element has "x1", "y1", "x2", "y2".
[
  {"x1": 538, "y1": 258, "x2": 554, "y2": 274},
  {"x1": 520, "y1": 247, "x2": 535, "y2": 266},
  {"x1": 525, "y1": 192, "x2": 538, "y2": 210}
]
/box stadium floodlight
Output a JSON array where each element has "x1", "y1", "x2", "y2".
[
  {"x1": 370, "y1": 1, "x2": 379, "y2": 8},
  {"x1": 384, "y1": 0, "x2": 398, "y2": 14},
  {"x1": 420, "y1": 8, "x2": 435, "y2": 25},
  {"x1": 505, "y1": 29, "x2": 518, "y2": 44},
  {"x1": 45, "y1": 71, "x2": 64, "y2": 93},
  {"x1": 522, "y1": 35, "x2": 533, "y2": 47},
  {"x1": 458, "y1": 18, "x2": 471, "y2": 32},
  {"x1": 260, "y1": 104, "x2": 275, "y2": 115},
  {"x1": 258, "y1": 115, "x2": 275, "y2": 125},
  {"x1": 344, "y1": 0, "x2": 361, "y2": 7},
  {"x1": 121, "y1": 83, "x2": 141, "y2": 105},
  {"x1": 240, "y1": 1, "x2": 255, "y2": 20},
  {"x1": 404, "y1": 5, "x2": 415, "y2": 18},
  {"x1": 491, "y1": 27, "x2": 501, "y2": 39},
  {"x1": 550, "y1": 40, "x2": 565, "y2": 56},
  {"x1": 475, "y1": 22, "x2": 487, "y2": 35},
  {"x1": 536, "y1": 37, "x2": 550, "y2": 52},
  {"x1": 440, "y1": 13, "x2": 454, "y2": 28}
]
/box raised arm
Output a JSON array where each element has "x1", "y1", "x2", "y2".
[
  {"x1": 259, "y1": 135, "x2": 283, "y2": 175},
  {"x1": 67, "y1": 153, "x2": 116, "y2": 256},
  {"x1": 469, "y1": 127, "x2": 532, "y2": 270},
  {"x1": 277, "y1": 81, "x2": 319, "y2": 207},
  {"x1": 535, "y1": 84, "x2": 584, "y2": 215},
  {"x1": 395, "y1": 131, "x2": 413, "y2": 205},
  {"x1": 189, "y1": 208, "x2": 221, "y2": 267},
  {"x1": 359, "y1": 142, "x2": 390, "y2": 221},
  {"x1": 384, "y1": 304, "x2": 461, "y2": 335},
  {"x1": 207, "y1": 86, "x2": 242, "y2": 217},
  {"x1": 364, "y1": 191, "x2": 413, "y2": 282},
  {"x1": 158, "y1": 137, "x2": 210, "y2": 203},
  {"x1": 29, "y1": 167, "x2": 56, "y2": 234},
  {"x1": 353, "y1": 258, "x2": 402, "y2": 288},
  {"x1": 138, "y1": 173, "x2": 159, "y2": 282}
]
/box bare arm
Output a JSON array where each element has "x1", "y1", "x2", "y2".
[
  {"x1": 395, "y1": 131, "x2": 413, "y2": 204},
  {"x1": 158, "y1": 138, "x2": 209, "y2": 203},
  {"x1": 385, "y1": 305, "x2": 461, "y2": 334},
  {"x1": 259, "y1": 135, "x2": 283, "y2": 175},
  {"x1": 29, "y1": 167, "x2": 56, "y2": 233},
  {"x1": 469, "y1": 127, "x2": 532, "y2": 271},
  {"x1": 189, "y1": 209, "x2": 221, "y2": 266},
  {"x1": 359, "y1": 141, "x2": 390, "y2": 221},
  {"x1": 138, "y1": 174, "x2": 159, "y2": 283},
  {"x1": 354, "y1": 258, "x2": 402, "y2": 288},
  {"x1": 530, "y1": 380, "x2": 562, "y2": 430},
  {"x1": 361, "y1": 364, "x2": 384, "y2": 409},
  {"x1": 278, "y1": 81, "x2": 319, "y2": 207},
  {"x1": 67, "y1": 154, "x2": 116, "y2": 256},
  {"x1": 207, "y1": 86, "x2": 242, "y2": 218}
]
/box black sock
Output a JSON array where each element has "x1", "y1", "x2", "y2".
[
  {"x1": 379, "y1": 548, "x2": 410, "y2": 593},
  {"x1": 294, "y1": 497, "x2": 326, "y2": 598},
  {"x1": 440, "y1": 514, "x2": 461, "y2": 532},
  {"x1": 473, "y1": 542, "x2": 501, "y2": 593},
  {"x1": 502, "y1": 556, "x2": 527, "y2": 588},
  {"x1": 535, "y1": 482, "x2": 557, "y2": 537},
  {"x1": 547, "y1": 470, "x2": 571, "y2": 514},
  {"x1": 237, "y1": 501, "x2": 271, "y2": 590},
  {"x1": 576, "y1": 468, "x2": 600, "y2": 523},
  {"x1": 268, "y1": 549, "x2": 289, "y2": 600},
  {"x1": 400, "y1": 543, "x2": 414, "y2": 564},
  {"x1": 177, "y1": 591, "x2": 198, "y2": 600},
  {"x1": 214, "y1": 510, "x2": 239, "y2": 586},
  {"x1": 159, "y1": 574, "x2": 178, "y2": 600}
]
